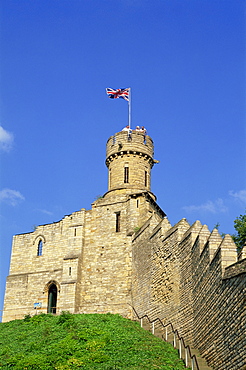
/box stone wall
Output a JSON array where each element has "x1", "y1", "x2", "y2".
[
  {"x1": 106, "y1": 131, "x2": 155, "y2": 194},
  {"x1": 132, "y1": 217, "x2": 191, "y2": 331},
  {"x1": 3, "y1": 191, "x2": 164, "y2": 322},
  {"x1": 132, "y1": 216, "x2": 246, "y2": 370},
  {"x1": 3, "y1": 131, "x2": 161, "y2": 322},
  {"x1": 3, "y1": 129, "x2": 245, "y2": 369},
  {"x1": 192, "y1": 235, "x2": 245, "y2": 370},
  {"x1": 77, "y1": 195, "x2": 133, "y2": 317},
  {"x1": 2, "y1": 210, "x2": 86, "y2": 321}
]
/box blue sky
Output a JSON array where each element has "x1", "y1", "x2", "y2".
[{"x1": 0, "y1": 0, "x2": 245, "y2": 316}]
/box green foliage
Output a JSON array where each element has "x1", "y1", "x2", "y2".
[
  {"x1": 24, "y1": 313, "x2": 32, "y2": 322},
  {"x1": 214, "y1": 222, "x2": 220, "y2": 230},
  {"x1": 214, "y1": 223, "x2": 226, "y2": 238},
  {"x1": 0, "y1": 313, "x2": 189, "y2": 369},
  {"x1": 57, "y1": 311, "x2": 76, "y2": 328},
  {"x1": 232, "y1": 210, "x2": 246, "y2": 252},
  {"x1": 95, "y1": 195, "x2": 103, "y2": 200}
]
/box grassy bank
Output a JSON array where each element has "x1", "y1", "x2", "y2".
[{"x1": 0, "y1": 312, "x2": 189, "y2": 369}]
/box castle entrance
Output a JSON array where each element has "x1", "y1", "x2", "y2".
[{"x1": 47, "y1": 284, "x2": 57, "y2": 314}]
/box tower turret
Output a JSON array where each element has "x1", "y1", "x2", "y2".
[{"x1": 105, "y1": 130, "x2": 158, "y2": 199}]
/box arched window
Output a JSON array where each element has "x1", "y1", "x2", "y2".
[
  {"x1": 47, "y1": 284, "x2": 57, "y2": 314},
  {"x1": 37, "y1": 240, "x2": 43, "y2": 256}
]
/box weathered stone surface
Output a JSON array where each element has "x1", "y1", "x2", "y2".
[
  {"x1": 132, "y1": 217, "x2": 246, "y2": 370},
  {"x1": 3, "y1": 130, "x2": 246, "y2": 370},
  {"x1": 3, "y1": 131, "x2": 163, "y2": 321}
]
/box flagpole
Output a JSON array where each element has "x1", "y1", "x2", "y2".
[{"x1": 128, "y1": 88, "x2": 131, "y2": 129}]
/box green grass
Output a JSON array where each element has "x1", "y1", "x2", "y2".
[{"x1": 0, "y1": 312, "x2": 189, "y2": 369}]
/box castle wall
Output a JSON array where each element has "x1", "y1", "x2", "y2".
[
  {"x1": 132, "y1": 216, "x2": 246, "y2": 370},
  {"x1": 192, "y1": 236, "x2": 245, "y2": 370},
  {"x1": 132, "y1": 217, "x2": 191, "y2": 332},
  {"x1": 3, "y1": 130, "x2": 162, "y2": 322},
  {"x1": 2, "y1": 210, "x2": 86, "y2": 321},
  {"x1": 131, "y1": 214, "x2": 170, "y2": 317},
  {"x1": 3, "y1": 129, "x2": 245, "y2": 369},
  {"x1": 3, "y1": 193, "x2": 164, "y2": 322},
  {"x1": 177, "y1": 221, "x2": 206, "y2": 343},
  {"x1": 76, "y1": 192, "x2": 163, "y2": 318},
  {"x1": 77, "y1": 196, "x2": 133, "y2": 318}
]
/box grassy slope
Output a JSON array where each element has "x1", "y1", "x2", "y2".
[{"x1": 0, "y1": 312, "x2": 189, "y2": 370}]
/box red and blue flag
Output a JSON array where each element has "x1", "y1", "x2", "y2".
[{"x1": 106, "y1": 88, "x2": 130, "y2": 102}]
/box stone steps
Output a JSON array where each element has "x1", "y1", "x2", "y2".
[
  {"x1": 188, "y1": 347, "x2": 212, "y2": 370},
  {"x1": 141, "y1": 323, "x2": 213, "y2": 370}
]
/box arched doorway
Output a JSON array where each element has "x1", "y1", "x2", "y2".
[{"x1": 47, "y1": 283, "x2": 57, "y2": 314}]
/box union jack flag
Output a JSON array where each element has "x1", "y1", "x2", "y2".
[{"x1": 106, "y1": 88, "x2": 130, "y2": 102}]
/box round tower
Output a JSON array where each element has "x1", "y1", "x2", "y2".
[{"x1": 105, "y1": 130, "x2": 158, "y2": 199}]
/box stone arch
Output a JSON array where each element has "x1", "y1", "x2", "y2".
[
  {"x1": 44, "y1": 280, "x2": 60, "y2": 314},
  {"x1": 47, "y1": 284, "x2": 57, "y2": 313},
  {"x1": 33, "y1": 235, "x2": 46, "y2": 256},
  {"x1": 43, "y1": 280, "x2": 61, "y2": 294},
  {"x1": 33, "y1": 234, "x2": 46, "y2": 245}
]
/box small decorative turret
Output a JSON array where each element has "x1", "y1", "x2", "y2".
[{"x1": 105, "y1": 130, "x2": 158, "y2": 198}]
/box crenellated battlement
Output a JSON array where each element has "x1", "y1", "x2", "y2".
[
  {"x1": 191, "y1": 225, "x2": 238, "y2": 276},
  {"x1": 106, "y1": 131, "x2": 154, "y2": 159},
  {"x1": 132, "y1": 215, "x2": 246, "y2": 370}
]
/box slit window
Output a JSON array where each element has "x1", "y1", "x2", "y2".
[
  {"x1": 124, "y1": 166, "x2": 129, "y2": 183},
  {"x1": 69, "y1": 267, "x2": 72, "y2": 276},
  {"x1": 109, "y1": 168, "x2": 111, "y2": 188},
  {"x1": 37, "y1": 240, "x2": 43, "y2": 256},
  {"x1": 116, "y1": 212, "x2": 121, "y2": 232},
  {"x1": 145, "y1": 171, "x2": 147, "y2": 187}
]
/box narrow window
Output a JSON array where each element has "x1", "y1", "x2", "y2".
[
  {"x1": 137, "y1": 199, "x2": 139, "y2": 208},
  {"x1": 109, "y1": 168, "x2": 111, "y2": 188},
  {"x1": 37, "y1": 240, "x2": 43, "y2": 256},
  {"x1": 47, "y1": 284, "x2": 57, "y2": 314},
  {"x1": 74, "y1": 228, "x2": 76, "y2": 236},
  {"x1": 145, "y1": 171, "x2": 147, "y2": 187},
  {"x1": 69, "y1": 267, "x2": 72, "y2": 276},
  {"x1": 124, "y1": 166, "x2": 129, "y2": 183},
  {"x1": 116, "y1": 212, "x2": 121, "y2": 232}
]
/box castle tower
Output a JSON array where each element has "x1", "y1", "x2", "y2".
[
  {"x1": 3, "y1": 127, "x2": 243, "y2": 369},
  {"x1": 102, "y1": 130, "x2": 164, "y2": 236},
  {"x1": 105, "y1": 130, "x2": 157, "y2": 200},
  {"x1": 2, "y1": 129, "x2": 165, "y2": 322}
]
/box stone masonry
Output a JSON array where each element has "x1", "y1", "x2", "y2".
[
  {"x1": 3, "y1": 129, "x2": 246, "y2": 369},
  {"x1": 131, "y1": 216, "x2": 246, "y2": 370},
  {"x1": 3, "y1": 131, "x2": 164, "y2": 322}
]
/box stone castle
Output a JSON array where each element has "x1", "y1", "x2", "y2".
[{"x1": 3, "y1": 130, "x2": 246, "y2": 370}]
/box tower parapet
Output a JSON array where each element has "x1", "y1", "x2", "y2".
[{"x1": 106, "y1": 131, "x2": 158, "y2": 197}]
